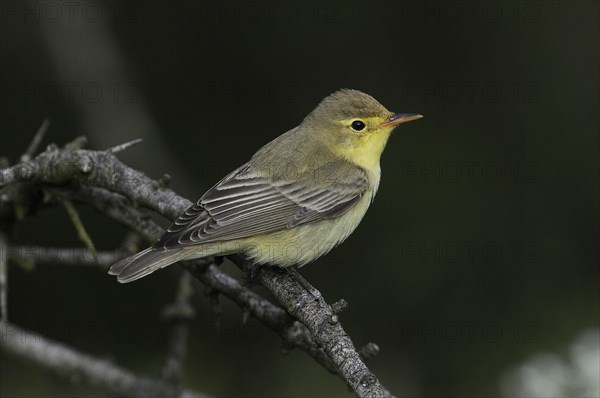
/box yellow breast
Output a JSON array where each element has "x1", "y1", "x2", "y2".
[{"x1": 241, "y1": 189, "x2": 376, "y2": 267}]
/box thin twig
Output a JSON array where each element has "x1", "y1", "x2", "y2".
[
  {"x1": 161, "y1": 272, "x2": 195, "y2": 396},
  {"x1": 107, "y1": 138, "x2": 144, "y2": 154},
  {"x1": 0, "y1": 321, "x2": 211, "y2": 398},
  {"x1": 60, "y1": 199, "x2": 98, "y2": 262},
  {"x1": 20, "y1": 118, "x2": 50, "y2": 163},
  {"x1": 0, "y1": 232, "x2": 8, "y2": 322},
  {"x1": 8, "y1": 245, "x2": 124, "y2": 268}
]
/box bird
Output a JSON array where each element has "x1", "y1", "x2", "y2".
[{"x1": 109, "y1": 89, "x2": 422, "y2": 283}]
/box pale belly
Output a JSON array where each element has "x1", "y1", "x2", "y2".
[{"x1": 240, "y1": 190, "x2": 374, "y2": 267}]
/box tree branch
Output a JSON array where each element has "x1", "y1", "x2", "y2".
[
  {"x1": 161, "y1": 272, "x2": 196, "y2": 396},
  {"x1": 0, "y1": 231, "x2": 8, "y2": 322},
  {"x1": 0, "y1": 140, "x2": 394, "y2": 397},
  {"x1": 44, "y1": 184, "x2": 337, "y2": 374},
  {"x1": 0, "y1": 321, "x2": 210, "y2": 398},
  {"x1": 8, "y1": 245, "x2": 124, "y2": 267},
  {"x1": 20, "y1": 118, "x2": 50, "y2": 163},
  {"x1": 235, "y1": 259, "x2": 390, "y2": 396}
]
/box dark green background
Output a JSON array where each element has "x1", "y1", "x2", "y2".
[{"x1": 1, "y1": 1, "x2": 598, "y2": 397}]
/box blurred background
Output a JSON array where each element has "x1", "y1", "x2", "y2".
[{"x1": 1, "y1": 1, "x2": 598, "y2": 397}]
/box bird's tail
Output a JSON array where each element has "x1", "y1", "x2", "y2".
[{"x1": 108, "y1": 248, "x2": 190, "y2": 283}]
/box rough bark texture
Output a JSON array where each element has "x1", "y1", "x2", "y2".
[{"x1": 0, "y1": 138, "x2": 394, "y2": 398}]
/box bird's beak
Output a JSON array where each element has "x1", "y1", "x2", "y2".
[{"x1": 380, "y1": 113, "x2": 423, "y2": 128}]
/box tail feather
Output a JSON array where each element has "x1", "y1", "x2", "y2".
[{"x1": 109, "y1": 248, "x2": 190, "y2": 283}]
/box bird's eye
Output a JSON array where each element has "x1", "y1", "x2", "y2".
[{"x1": 351, "y1": 120, "x2": 366, "y2": 131}]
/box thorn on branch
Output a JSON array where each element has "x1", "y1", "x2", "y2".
[
  {"x1": 360, "y1": 373, "x2": 378, "y2": 388},
  {"x1": 331, "y1": 299, "x2": 348, "y2": 314},
  {"x1": 158, "y1": 173, "x2": 172, "y2": 189},
  {"x1": 107, "y1": 138, "x2": 143, "y2": 154},
  {"x1": 359, "y1": 342, "x2": 380, "y2": 361},
  {"x1": 21, "y1": 118, "x2": 50, "y2": 163}
]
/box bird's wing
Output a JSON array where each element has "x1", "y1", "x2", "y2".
[{"x1": 153, "y1": 162, "x2": 369, "y2": 249}]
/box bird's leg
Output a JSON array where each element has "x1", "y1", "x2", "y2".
[
  {"x1": 288, "y1": 267, "x2": 322, "y2": 301},
  {"x1": 240, "y1": 261, "x2": 268, "y2": 287},
  {"x1": 236, "y1": 258, "x2": 322, "y2": 313}
]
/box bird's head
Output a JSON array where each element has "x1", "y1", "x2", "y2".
[{"x1": 303, "y1": 89, "x2": 422, "y2": 169}]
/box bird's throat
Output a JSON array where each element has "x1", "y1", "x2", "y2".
[{"x1": 335, "y1": 130, "x2": 392, "y2": 172}]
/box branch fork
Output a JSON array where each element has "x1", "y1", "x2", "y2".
[{"x1": 0, "y1": 135, "x2": 393, "y2": 398}]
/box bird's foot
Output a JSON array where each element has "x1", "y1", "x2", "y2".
[{"x1": 287, "y1": 267, "x2": 322, "y2": 314}]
